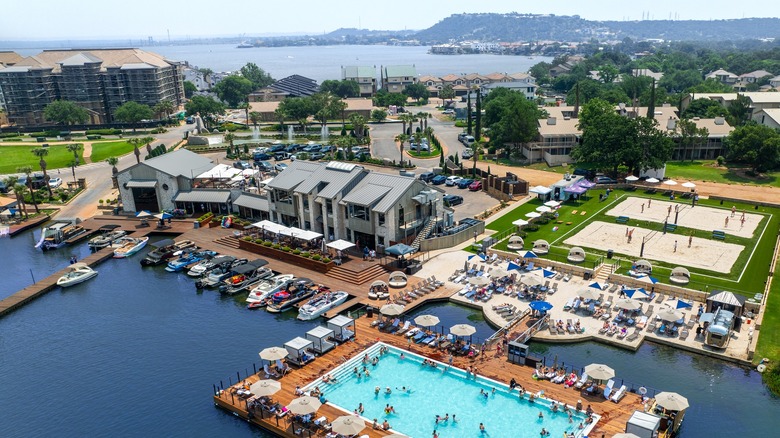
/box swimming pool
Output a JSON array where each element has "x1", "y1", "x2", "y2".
[{"x1": 307, "y1": 343, "x2": 594, "y2": 438}]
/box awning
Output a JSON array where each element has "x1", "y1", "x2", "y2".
[
  {"x1": 412, "y1": 194, "x2": 426, "y2": 204},
  {"x1": 249, "y1": 219, "x2": 292, "y2": 235},
  {"x1": 173, "y1": 190, "x2": 231, "y2": 204},
  {"x1": 529, "y1": 185, "x2": 552, "y2": 195},
  {"x1": 126, "y1": 180, "x2": 158, "y2": 188},
  {"x1": 327, "y1": 239, "x2": 356, "y2": 251},
  {"x1": 196, "y1": 164, "x2": 242, "y2": 179},
  {"x1": 283, "y1": 227, "x2": 323, "y2": 241},
  {"x1": 233, "y1": 194, "x2": 269, "y2": 212}
]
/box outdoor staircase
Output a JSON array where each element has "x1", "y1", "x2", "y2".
[
  {"x1": 594, "y1": 268, "x2": 611, "y2": 284},
  {"x1": 214, "y1": 235, "x2": 241, "y2": 250},
  {"x1": 326, "y1": 263, "x2": 388, "y2": 286},
  {"x1": 410, "y1": 217, "x2": 435, "y2": 251}
]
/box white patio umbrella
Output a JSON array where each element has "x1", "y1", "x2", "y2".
[
  {"x1": 521, "y1": 275, "x2": 542, "y2": 287},
  {"x1": 584, "y1": 363, "x2": 616, "y2": 381},
  {"x1": 646, "y1": 177, "x2": 660, "y2": 184},
  {"x1": 525, "y1": 212, "x2": 542, "y2": 218},
  {"x1": 258, "y1": 346, "x2": 288, "y2": 361},
  {"x1": 468, "y1": 276, "x2": 490, "y2": 286},
  {"x1": 512, "y1": 218, "x2": 529, "y2": 227},
  {"x1": 577, "y1": 288, "x2": 601, "y2": 301},
  {"x1": 656, "y1": 308, "x2": 684, "y2": 322},
  {"x1": 380, "y1": 303, "x2": 405, "y2": 316},
  {"x1": 450, "y1": 323, "x2": 477, "y2": 337},
  {"x1": 681, "y1": 182, "x2": 696, "y2": 188},
  {"x1": 414, "y1": 314, "x2": 440, "y2": 327},
  {"x1": 654, "y1": 392, "x2": 689, "y2": 411},
  {"x1": 663, "y1": 179, "x2": 678, "y2": 186},
  {"x1": 287, "y1": 396, "x2": 322, "y2": 415},
  {"x1": 536, "y1": 206, "x2": 552, "y2": 213},
  {"x1": 249, "y1": 379, "x2": 281, "y2": 397},
  {"x1": 614, "y1": 298, "x2": 642, "y2": 311},
  {"x1": 490, "y1": 268, "x2": 510, "y2": 279},
  {"x1": 544, "y1": 200, "x2": 561, "y2": 208},
  {"x1": 625, "y1": 175, "x2": 639, "y2": 182},
  {"x1": 330, "y1": 415, "x2": 366, "y2": 436}
]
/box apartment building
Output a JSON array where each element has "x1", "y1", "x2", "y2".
[{"x1": 341, "y1": 66, "x2": 377, "y2": 97}]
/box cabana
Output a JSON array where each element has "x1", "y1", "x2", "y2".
[
  {"x1": 529, "y1": 185, "x2": 553, "y2": 201},
  {"x1": 327, "y1": 315, "x2": 355, "y2": 343},
  {"x1": 567, "y1": 246, "x2": 586, "y2": 263},
  {"x1": 669, "y1": 267, "x2": 690, "y2": 285},
  {"x1": 305, "y1": 326, "x2": 335, "y2": 354},
  {"x1": 633, "y1": 259, "x2": 653, "y2": 275},
  {"x1": 368, "y1": 280, "x2": 390, "y2": 300},
  {"x1": 512, "y1": 219, "x2": 529, "y2": 230},
  {"x1": 387, "y1": 271, "x2": 408, "y2": 288},
  {"x1": 532, "y1": 239, "x2": 550, "y2": 255},
  {"x1": 284, "y1": 336, "x2": 315, "y2": 366},
  {"x1": 507, "y1": 235, "x2": 524, "y2": 250},
  {"x1": 706, "y1": 290, "x2": 745, "y2": 318}
]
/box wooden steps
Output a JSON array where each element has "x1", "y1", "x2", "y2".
[
  {"x1": 326, "y1": 263, "x2": 387, "y2": 286},
  {"x1": 214, "y1": 235, "x2": 241, "y2": 249}
]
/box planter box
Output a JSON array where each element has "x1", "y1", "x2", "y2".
[
  {"x1": 208, "y1": 221, "x2": 220, "y2": 228},
  {"x1": 238, "y1": 239, "x2": 333, "y2": 273}
]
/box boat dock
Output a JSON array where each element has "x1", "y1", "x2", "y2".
[{"x1": 213, "y1": 316, "x2": 643, "y2": 437}]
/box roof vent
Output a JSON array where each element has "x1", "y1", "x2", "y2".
[
  {"x1": 563, "y1": 116, "x2": 571, "y2": 120},
  {"x1": 667, "y1": 119, "x2": 677, "y2": 130},
  {"x1": 547, "y1": 117, "x2": 557, "y2": 125},
  {"x1": 714, "y1": 117, "x2": 725, "y2": 125},
  {"x1": 692, "y1": 117, "x2": 701, "y2": 121}
]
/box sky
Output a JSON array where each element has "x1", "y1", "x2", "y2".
[{"x1": 1, "y1": 0, "x2": 778, "y2": 40}]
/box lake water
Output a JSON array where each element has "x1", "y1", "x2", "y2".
[
  {"x1": 7, "y1": 44, "x2": 551, "y2": 83},
  {"x1": 0, "y1": 230, "x2": 778, "y2": 437}
]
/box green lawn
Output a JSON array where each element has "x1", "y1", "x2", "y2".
[
  {"x1": 88, "y1": 141, "x2": 137, "y2": 163},
  {"x1": 0, "y1": 145, "x2": 84, "y2": 174},
  {"x1": 664, "y1": 161, "x2": 780, "y2": 187}
]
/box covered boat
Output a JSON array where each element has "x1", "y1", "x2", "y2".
[
  {"x1": 266, "y1": 278, "x2": 316, "y2": 313},
  {"x1": 297, "y1": 290, "x2": 350, "y2": 320},
  {"x1": 195, "y1": 257, "x2": 246, "y2": 288},
  {"x1": 36, "y1": 221, "x2": 87, "y2": 250},
  {"x1": 112, "y1": 236, "x2": 149, "y2": 258},
  {"x1": 246, "y1": 274, "x2": 295, "y2": 307},
  {"x1": 56, "y1": 263, "x2": 98, "y2": 287},
  {"x1": 219, "y1": 259, "x2": 272, "y2": 295},
  {"x1": 87, "y1": 225, "x2": 126, "y2": 249},
  {"x1": 140, "y1": 239, "x2": 196, "y2": 266}
]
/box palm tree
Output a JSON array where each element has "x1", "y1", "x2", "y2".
[
  {"x1": 4, "y1": 176, "x2": 24, "y2": 218},
  {"x1": 350, "y1": 114, "x2": 366, "y2": 141},
  {"x1": 129, "y1": 138, "x2": 141, "y2": 164},
  {"x1": 249, "y1": 111, "x2": 262, "y2": 128},
  {"x1": 471, "y1": 141, "x2": 482, "y2": 177},
  {"x1": 106, "y1": 157, "x2": 119, "y2": 189},
  {"x1": 143, "y1": 136, "x2": 155, "y2": 156},
  {"x1": 273, "y1": 107, "x2": 286, "y2": 132},
  {"x1": 239, "y1": 102, "x2": 251, "y2": 127},
  {"x1": 65, "y1": 144, "x2": 82, "y2": 181},
  {"x1": 31, "y1": 147, "x2": 53, "y2": 198},
  {"x1": 416, "y1": 111, "x2": 428, "y2": 132},
  {"x1": 153, "y1": 99, "x2": 175, "y2": 120},
  {"x1": 395, "y1": 133, "x2": 409, "y2": 165},
  {"x1": 224, "y1": 133, "x2": 236, "y2": 156},
  {"x1": 17, "y1": 165, "x2": 39, "y2": 213},
  {"x1": 12, "y1": 183, "x2": 29, "y2": 219}
]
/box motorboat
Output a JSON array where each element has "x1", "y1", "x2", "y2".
[
  {"x1": 87, "y1": 225, "x2": 127, "y2": 249},
  {"x1": 188, "y1": 255, "x2": 231, "y2": 277},
  {"x1": 35, "y1": 221, "x2": 87, "y2": 250},
  {"x1": 112, "y1": 236, "x2": 149, "y2": 258},
  {"x1": 165, "y1": 250, "x2": 217, "y2": 272},
  {"x1": 266, "y1": 278, "x2": 317, "y2": 313},
  {"x1": 195, "y1": 258, "x2": 248, "y2": 288},
  {"x1": 246, "y1": 274, "x2": 295, "y2": 307},
  {"x1": 56, "y1": 263, "x2": 98, "y2": 287},
  {"x1": 219, "y1": 259, "x2": 273, "y2": 295},
  {"x1": 140, "y1": 239, "x2": 197, "y2": 266},
  {"x1": 236, "y1": 41, "x2": 254, "y2": 48},
  {"x1": 297, "y1": 290, "x2": 350, "y2": 320}
]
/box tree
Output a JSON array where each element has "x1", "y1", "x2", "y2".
[
  {"x1": 403, "y1": 83, "x2": 429, "y2": 103},
  {"x1": 483, "y1": 90, "x2": 541, "y2": 158},
  {"x1": 273, "y1": 107, "x2": 286, "y2": 132},
  {"x1": 597, "y1": 64, "x2": 619, "y2": 84},
  {"x1": 213, "y1": 75, "x2": 255, "y2": 107},
  {"x1": 399, "y1": 113, "x2": 415, "y2": 136},
  {"x1": 370, "y1": 109, "x2": 387, "y2": 123},
  {"x1": 153, "y1": 99, "x2": 175, "y2": 120},
  {"x1": 467, "y1": 93, "x2": 472, "y2": 135},
  {"x1": 17, "y1": 165, "x2": 38, "y2": 213},
  {"x1": 185, "y1": 95, "x2": 225, "y2": 128},
  {"x1": 621, "y1": 75, "x2": 652, "y2": 105},
  {"x1": 249, "y1": 111, "x2": 263, "y2": 127},
  {"x1": 65, "y1": 143, "x2": 82, "y2": 182},
  {"x1": 471, "y1": 141, "x2": 482, "y2": 177},
  {"x1": 727, "y1": 94, "x2": 752, "y2": 127},
  {"x1": 238, "y1": 102, "x2": 251, "y2": 127},
  {"x1": 682, "y1": 98, "x2": 728, "y2": 119},
  {"x1": 128, "y1": 138, "x2": 142, "y2": 164},
  {"x1": 320, "y1": 79, "x2": 360, "y2": 98},
  {"x1": 395, "y1": 133, "x2": 409, "y2": 164},
  {"x1": 224, "y1": 133, "x2": 235, "y2": 150},
  {"x1": 688, "y1": 78, "x2": 734, "y2": 94},
  {"x1": 4, "y1": 176, "x2": 27, "y2": 219},
  {"x1": 114, "y1": 101, "x2": 153, "y2": 132},
  {"x1": 43, "y1": 100, "x2": 89, "y2": 125},
  {"x1": 183, "y1": 81, "x2": 197, "y2": 99},
  {"x1": 726, "y1": 123, "x2": 780, "y2": 172},
  {"x1": 372, "y1": 89, "x2": 407, "y2": 107},
  {"x1": 646, "y1": 79, "x2": 656, "y2": 119},
  {"x1": 278, "y1": 97, "x2": 313, "y2": 133},
  {"x1": 350, "y1": 113, "x2": 366, "y2": 141},
  {"x1": 310, "y1": 92, "x2": 342, "y2": 129},
  {"x1": 240, "y1": 62, "x2": 274, "y2": 89},
  {"x1": 198, "y1": 68, "x2": 213, "y2": 82},
  {"x1": 416, "y1": 111, "x2": 429, "y2": 132},
  {"x1": 30, "y1": 148, "x2": 53, "y2": 198},
  {"x1": 658, "y1": 69, "x2": 702, "y2": 93},
  {"x1": 106, "y1": 157, "x2": 119, "y2": 175},
  {"x1": 475, "y1": 90, "x2": 482, "y2": 141},
  {"x1": 529, "y1": 62, "x2": 552, "y2": 85},
  {"x1": 439, "y1": 85, "x2": 456, "y2": 106},
  {"x1": 676, "y1": 119, "x2": 709, "y2": 161},
  {"x1": 574, "y1": 98, "x2": 635, "y2": 174}
]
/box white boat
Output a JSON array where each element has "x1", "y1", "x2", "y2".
[
  {"x1": 297, "y1": 290, "x2": 350, "y2": 320},
  {"x1": 88, "y1": 226, "x2": 127, "y2": 249},
  {"x1": 113, "y1": 236, "x2": 149, "y2": 258},
  {"x1": 35, "y1": 222, "x2": 87, "y2": 250},
  {"x1": 56, "y1": 263, "x2": 98, "y2": 287},
  {"x1": 246, "y1": 274, "x2": 295, "y2": 304},
  {"x1": 187, "y1": 255, "x2": 231, "y2": 277}
]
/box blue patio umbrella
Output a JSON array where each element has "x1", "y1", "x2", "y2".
[
  {"x1": 507, "y1": 262, "x2": 522, "y2": 271},
  {"x1": 542, "y1": 269, "x2": 556, "y2": 278},
  {"x1": 636, "y1": 275, "x2": 659, "y2": 284},
  {"x1": 624, "y1": 288, "x2": 648, "y2": 299},
  {"x1": 589, "y1": 281, "x2": 605, "y2": 290},
  {"x1": 385, "y1": 243, "x2": 416, "y2": 257},
  {"x1": 154, "y1": 212, "x2": 173, "y2": 220},
  {"x1": 529, "y1": 301, "x2": 554, "y2": 312},
  {"x1": 521, "y1": 251, "x2": 538, "y2": 259},
  {"x1": 468, "y1": 253, "x2": 486, "y2": 261},
  {"x1": 675, "y1": 299, "x2": 693, "y2": 309}
]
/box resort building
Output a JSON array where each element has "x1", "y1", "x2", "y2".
[
  {"x1": 420, "y1": 72, "x2": 536, "y2": 99},
  {"x1": 248, "y1": 98, "x2": 372, "y2": 122},
  {"x1": 265, "y1": 161, "x2": 442, "y2": 250},
  {"x1": 705, "y1": 69, "x2": 739, "y2": 84},
  {"x1": 182, "y1": 66, "x2": 210, "y2": 91},
  {"x1": 341, "y1": 66, "x2": 377, "y2": 97},
  {"x1": 0, "y1": 48, "x2": 185, "y2": 127},
  {"x1": 681, "y1": 92, "x2": 780, "y2": 123},
  {"x1": 381, "y1": 65, "x2": 417, "y2": 93},
  {"x1": 248, "y1": 75, "x2": 319, "y2": 102},
  {"x1": 0, "y1": 51, "x2": 22, "y2": 112},
  {"x1": 752, "y1": 108, "x2": 780, "y2": 130}
]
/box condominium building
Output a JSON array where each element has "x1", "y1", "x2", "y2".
[
  {"x1": 341, "y1": 66, "x2": 377, "y2": 97},
  {"x1": 381, "y1": 65, "x2": 417, "y2": 93},
  {"x1": 0, "y1": 48, "x2": 184, "y2": 127}
]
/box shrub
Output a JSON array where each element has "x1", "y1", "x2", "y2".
[
  {"x1": 716, "y1": 156, "x2": 725, "y2": 166},
  {"x1": 301, "y1": 251, "x2": 310, "y2": 258},
  {"x1": 253, "y1": 238, "x2": 263, "y2": 244},
  {"x1": 263, "y1": 240, "x2": 273, "y2": 247},
  {"x1": 292, "y1": 249, "x2": 301, "y2": 255},
  {"x1": 242, "y1": 236, "x2": 252, "y2": 241},
  {"x1": 536, "y1": 218, "x2": 550, "y2": 225},
  {"x1": 525, "y1": 224, "x2": 540, "y2": 232},
  {"x1": 322, "y1": 257, "x2": 331, "y2": 263},
  {"x1": 86, "y1": 128, "x2": 122, "y2": 135},
  {"x1": 272, "y1": 243, "x2": 281, "y2": 249},
  {"x1": 59, "y1": 192, "x2": 69, "y2": 201},
  {"x1": 516, "y1": 230, "x2": 528, "y2": 238},
  {"x1": 281, "y1": 246, "x2": 291, "y2": 252},
  {"x1": 98, "y1": 199, "x2": 104, "y2": 204},
  {"x1": 311, "y1": 254, "x2": 322, "y2": 261}
]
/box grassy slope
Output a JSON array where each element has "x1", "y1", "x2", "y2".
[
  {"x1": 88, "y1": 141, "x2": 136, "y2": 163},
  {"x1": 0, "y1": 145, "x2": 84, "y2": 174},
  {"x1": 665, "y1": 161, "x2": 780, "y2": 188}
]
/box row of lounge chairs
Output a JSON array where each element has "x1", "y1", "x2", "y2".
[
  {"x1": 391, "y1": 277, "x2": 444, "y2": 305},
  {"x1": 372, "y1": 318, "x2": 478, "y2": 356},
  {"x1": 531, "y1": 368, "x2": 628, "y2": 404}
]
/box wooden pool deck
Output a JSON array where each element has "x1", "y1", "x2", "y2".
[{"x1": 213, "y1": 316, "x2": 644, "y2": 437}]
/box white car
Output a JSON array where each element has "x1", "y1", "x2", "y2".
[
  {"x1": 274, "y1": 163, "x2": 288, "y2": 172},
  {"x1": 48, "y1": 177, "x2": 62, "y2": 188},
  {"x1": 445, "y1": 176, "x2": 462, "y2": 186}
]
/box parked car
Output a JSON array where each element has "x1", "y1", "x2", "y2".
[
  {"x1": 443, "y1": 194, "x2": 463, "y2": 206},
  {"x1": 443, "y1": 109, "x2": 455, "y2": 115},
  {"x1": 274, "y1": 152, "x2": 291, "y2": 161},
  {"x1": 48, "y1": 177, "x2": 63, "y2": 189},
  {"x1": 458, "y1": 132, "x2": 468, "y2": 142},
  {"x1": 302, "y1": 144, "x2": 322, "y2": 153},
  {"x1": 320, "y1": 145, "x2": 335, "y2": 153},
  {"x1": 594, "y1": 176, "x2": 617, "y2": 184},
  {"x1": 233, "y1": 161, "x2": 252, "y2": 170},
  {"x1": 253, "y1": 152, "x2": 272, "y2": 161},
  {"x1": 418, "y1": 172, "x2": 435, "y2": 183},
  {"x1": 274, "y1": 163, "x2": 288, "y2": 172},
  {"x1": 351, "y1": 146, "x2": 369, "y2": 154},
  {"x1": 267, "y1": 144, "x2": 286, "y2": 153},
  {"x1": 285, "y1": 144, "x2": 301, "y2": 153},
  {"x1": 256, "y1": 161, "x2": 273, "y2": 172},
  {"x1": 468, "y1": 180, "x2": 483, "y2": 191},
  {"x1": 308, "y1": 152, "x2": 324, "y2": 161},
  {"x1": 431, "y1": 175, "x2": 447, "y2": 185},
  {"x1": 461, "y1": 135, "x2": 476, "y2": 146},
  {"x1": 461, "y1": 149, "x2": 473, "y2": 159},
  {"x1": 445, "y1": 176, "x2": 462, "y2": 186},
  {"x1": 457, "y1": 178, "x2": 474, "y2": 189}
]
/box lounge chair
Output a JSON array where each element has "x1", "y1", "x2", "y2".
[
  {"x1": 646, "y1": 319, "x2": 657, "y2": 332},
  {"x1": 431, "y1": 276, "x2": 445, "y2": 287},
  {"x1": 610, "y1": 385, "x2": 627, "y2": 403},
  {"x1": 563, "y1": 272, "x2": 572, "y2": 282},
  {"x1": 635, "y1": 316, "x2": 649, "y2": 329},
  {"x1": 396, "y1": 321, "x2": 411, "y2": 335},
  {"x1": 574, "y1": 373, "x2": 589, "y2": 389},
  {"x1": 548, "y1": 323, "x2": 558, "y2": 335},
  {"x1": 385, "y1": 319, "x2": 401, "y2": 333},
  {"x1": 626, "y1": 328, "x2": 641, "y2": 342},
  {"x1": 644, "y1": 305, "x2": 654, "y2": 318},
  {"x1": 566, "y1": 319, "x2": 575, "y2": 334},
  {"x1": 602, "y1": 379, "x2": 615, "y2": 399},
  {"x1": 412, "y1": 331, "x2": 426, "y2": 342},
  {"x1": 655, "y1": 293, "x2": 664, "y2": 303},
  {"x1": 549, "y1": 282, "x2": 559, "y2": 294},
  {"x1": 679, "y1": 329, "x2": 690, "y2": 341},
  {"x1": 563, "y1": 298, "x2": 575, "y2": 311},
  {"x1": 525, "y1": 262, "x2": 535, "y2": 271},
  {"x1": 405, "y1": 327, "x2": 420, "y2": 338}
]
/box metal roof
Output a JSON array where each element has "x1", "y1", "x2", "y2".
[
  {"x1": 384, "y1": 65, "x2": 417, "y2": 78},
  {"x1": 174, "y1": 190, "x2": 231, "y2": 204},
  {"x1": 343, "y1": 172, "x2": 418, "y2": 213},
  {"x1": 126, "y1": 180, "x2": 158, "y2": 188},
  {"x1": 307, "y1": 326, "x2": 334, "y2": 339},
  {"x1": 267, "y1": 75, "x2": 319, "y2": 97},
  {"x1": 342, "y1": 65, "x2": 375, "y2": 79},
  {"x1": 267, "y1": 160, "x2": 321, "y2": 191},
  {"x1": 707, "y1": 290, "x2": 745, "y2": 307},
  {"x1": 285, "y1": 336, "x2": 313, "y2": 351},
  {"x1": 233, "y1": 194, "x2": 269, "y2": 211},
  {"x1": 140, "y1": 149, "x2": 214, "y2": 178},
  {"x1": 341, "y1": 184, "x2": 392, "y2": 207},
  {"x1": 295, "y1": 162, "x2": 366, "y2": 199}
]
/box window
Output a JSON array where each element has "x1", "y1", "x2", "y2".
[
  {"x1": 305, "y1": 221, "x2": 311, "y2": 230},
  {"x1": 378, "y1": 213, "x2": 385, "y2": 226}
]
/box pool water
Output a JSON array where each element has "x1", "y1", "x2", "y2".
[{"x1": 312, "y1": 343, "x2": 590, "y2": 438}]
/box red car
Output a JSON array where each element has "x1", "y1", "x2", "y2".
[{"x1": 468, "y1": 180, "x2": 483, "y2": 191}]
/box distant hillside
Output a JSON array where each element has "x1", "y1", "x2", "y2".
[{"x1": 413, "y1": 13, "x2": 780, "y2": 43}]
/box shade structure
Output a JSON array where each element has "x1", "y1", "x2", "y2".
[
  {"x1": 326, "y1": 239, "x2": 355, "y2": 251},
  {"x1": 681, "y1": 182, "x2": 696, "y2": 188},
  {"x1": 287, "y1": 396, "x2": 322, "y2": 415},
  {"x1": 645, "y1": 177, "x2": 660, "y2": 184},
  {"x1": 525, "y1": 212, "x2": 542, "y2": 218},
  {"x1": 542, "y1": 269, "x2": 556, "y2": 278},
  {"x1": 520, "y1": 250, "x2": 538, "y2": 258},
  {"x1": 468, "y1": 276, "x2": 490, "y2": 286},
  {"x1": 536, "y1": 206, "x2": 552, "y2": 213},
  {"x1": 589, "y1": 281, "x2": 606, "y2": 290},
  {"x1": 576, "y1": 179, "x2": 596, "y2": 188},
  {"x1": 613, "y1": 433, "x2": 641, "y2": 438},
  {"x1": 675, "y1": 299, "x2": 693, "y2": 310},
  {"x1": 135, "y1": 210, "x2": 152, "y2": 218},
  {"x1": 656, "y1": 308, "x2": 684, "y2": 322},
  {"x1": 625, "y1": 288, "x2": 649, "y2": 299},
  {"x1": 521, "y1": 275, "x2": 542, "y2": 287},
  {"x1": 663, "y1": 179, "x2": 678, "y2": 186},
  {"x1": 577, "y1": 288, "x2": 601, "y2": 301},
  {"x1": 544, "y1": 200, "x2": 561, "y2": 207},
  {"x1": 654, "y1": 392, "x2": 689, "y2": 411},
  {"x1": 259, "y1": 346, "x2": 288, "y2": 361},
  {"x1": 450, "y1": 323, "x2": 477, "y2": 337},
  {"x1": 635, "y1": 259, "x2": 652, "y2": 270},
  {"x1": 414, "y1": 314, "x2": 440, "y2": 327},
  {"x1": 507, "y1": 262, "x2": 522, "y2": 271},
  {"x1": 330, "y1": 415, "x2": 366, "y2": 436},
  {"x1": 384, "y1": 243, "x2": 416, "y2": 256},
  {"x1": 625, "y1": 175, "x2": 639, "y2": 182},
  {"x1": 584, "y1": 363, "x2": 615, "y2": 381},
  {"x1": 250, "y1": 220, "x2": 292, "y2": 236},
  {"x1": 529, "y1": 301, "x2": 553, "y2": 312},
  {"x1": 249, "y1": 379, "x2": 281, "y2": 397},
  {"x1": 380, "y1": 303, "x2": 405, "y2": 316},
  {"x1": 153, "y1": 212, "x2": 173, "y2": 220},
  {"x1": 564, "y1": 185, "x2": 587, "y2": 194},
  {"x1": 614, "y1": 298, "x2": 642, "y2": 311},
  {"x1": 490, "y1": 268, "x2": 510, "y2": 279},
  {"x1": 512, "y1": 218, "x2": 529, "y2": 227},
  {"x1": 468, "y1": 253, "x2": 486, "y2": 262},
  {"x1": 636, "y1": 275, "x2": 659, "y2": 284}
]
